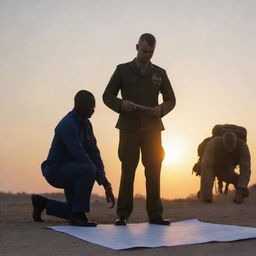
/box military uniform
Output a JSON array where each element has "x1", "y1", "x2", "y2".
[
  {"x1": 200, "y1": 136, "x2": 251, "y2": 202},
  {"x1": 103, "y1": 59, "x2": 176, "y2": 219}
]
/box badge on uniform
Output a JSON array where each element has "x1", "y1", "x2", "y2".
[{"x1": 152, "y1": 73, "x2": 162, "y2": 86}]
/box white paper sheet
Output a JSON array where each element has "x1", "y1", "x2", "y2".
[{"x1": 48, "y1": 219, "x2": 256, "y2": 250}]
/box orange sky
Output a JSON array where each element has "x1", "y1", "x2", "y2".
[{"x1": 0, "y1": 0, "x2": 255, "y2": 199}]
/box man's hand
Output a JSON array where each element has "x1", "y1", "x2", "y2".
[
  {"x1": 135, "y1": 104, "x2": 162, "y2": 117},
  {"x1": 234, "y1": 188, "x2": 244, "y2": 204},
  {"x1": 104, "y1": 184, "x2": 115, "y2": 208},
  {"x1": 121, "y1": 100, "x2": 137, "y2": 112},
  {"x1": 145, "y1": 106, "x2": 162, "y2": 117}
]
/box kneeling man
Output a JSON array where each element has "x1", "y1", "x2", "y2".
[{"x1": 32, "y1": 90, "x2": 115, "y2": 226}]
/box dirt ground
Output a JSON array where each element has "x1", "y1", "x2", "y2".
[{"x1": 1, "y1": 186, "x2": 256, "y2": 256}]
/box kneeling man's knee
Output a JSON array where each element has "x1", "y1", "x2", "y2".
[{"x1": 81, "y1": 163, "x2": 97, "y2": 179}]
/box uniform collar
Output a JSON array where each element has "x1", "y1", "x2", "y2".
[
  {"x1": 129, "y1": 58, "x2": 153, "y2": 76},
  {"x1": 135, "y1": 58, "x2": 151, "y2": 69},
  {"x1": 70, "y1": 109, "x2": 88, "y2": 125}
]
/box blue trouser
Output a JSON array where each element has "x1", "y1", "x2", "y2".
[{"x1": 42, "y1": 161, "x2": 96, "y2": 219}]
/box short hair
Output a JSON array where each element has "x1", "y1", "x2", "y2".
[
  {"x1": 74, "y1": 90, "x2": 94, "y2": 107},
  {"x1": 222, "y1": 132, "x2": 238, "y2": 152},
  {"x1": 138, "y1": 33, "x2": 156, "y2": 46}
]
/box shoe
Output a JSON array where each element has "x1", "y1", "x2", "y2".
[
  {"x1": 149, "y1": 218, "x2": 171, "y2": 225},
  {"x1": 115, "y1": 217, "x2": 127, "y2": 226},
  {"x1": 204, "y1": 199, "x2": 213, "y2": 203},
  {"x1": 69, "y1": 213, "x2": 97, "y2": 227},
  {"x1": 31, "y1": 194, "x2": 47, "y2": 222},
  {"x1": 69, "y1": 217, "x2": 97, "y2": 227}
]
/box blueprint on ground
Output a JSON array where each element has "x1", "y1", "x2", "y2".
[{"x1": 48, "y1": 219, "x2": 256, "y2": 250}]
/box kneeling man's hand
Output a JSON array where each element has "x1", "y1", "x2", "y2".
[{"x1": 104, "y1": 184, "x2": 115, "y2": 208}]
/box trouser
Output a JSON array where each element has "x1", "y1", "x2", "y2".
[
  {"x1": 117, "y1": 130, "x2": 164, "y2": 220},
  {"x1": 200, "y1": 165, "x2": 240, "y2": 201},
  {"x1": 214, "y1": 165, "x2": 239, "y2": 187},
  {"x1": 43, "y1": 162, "x2": 96, "y2": 219}
]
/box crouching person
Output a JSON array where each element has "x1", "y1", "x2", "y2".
[
  {"x1": 32, "y1": 90, "x2": 115, "y2": 226},
  {"x1": 199, "y1": 131, "x2": 251, "y2": 203}
]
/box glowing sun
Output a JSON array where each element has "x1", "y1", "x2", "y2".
[{"x1": 163, "y1": 142, "x2": 184, "y2": 164}]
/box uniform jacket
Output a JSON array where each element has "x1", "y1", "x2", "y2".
[{"x1": 103, "y1": 59, "x2": 176, "y2": 132}]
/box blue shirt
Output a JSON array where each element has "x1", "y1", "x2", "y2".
[{"x1": 42, "y1": 109, "x2": 109, "y2": 186}]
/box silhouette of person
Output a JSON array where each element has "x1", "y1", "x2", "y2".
[
  {"x1": 103, "y1": 33, "x2": 176, "y2": 225},
  {"x1": 199, "y1": 131, "x2": 251, "y2": 203},
  {"x1": 32, "y1": 90, "x2": 115, "y2": 226}
]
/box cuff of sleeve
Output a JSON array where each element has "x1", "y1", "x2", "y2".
[
  {"x1": 160, "y1": 106, "x2": 164, "y2": 117},
  {"x1": 96, "y1": 174, "x2": 110, "y2": 187}
]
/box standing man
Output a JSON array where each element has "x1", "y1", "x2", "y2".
[
  {"x1": 103, "y1": 33, "x2": 176, "y2": 225},
  {"x1": 32, "y1": 90, "x2": 115, "y2": 227}
]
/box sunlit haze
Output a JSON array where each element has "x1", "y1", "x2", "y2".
[
  {"x1": 0, "y1": 0, "x2": 255, "y2": 199},
  {"x1": 163, "y1": 139, "x2": 186, "y2": 164}
]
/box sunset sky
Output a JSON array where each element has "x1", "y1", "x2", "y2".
[{"x1": 0, "y1": 0, "x2": 255, "y2": 199}]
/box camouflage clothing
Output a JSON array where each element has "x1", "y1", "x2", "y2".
[{"x1": 200, "y1": 136, "x2": 251, "y2": 201}]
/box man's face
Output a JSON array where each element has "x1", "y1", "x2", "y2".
[
  {"x1": 79, "y1": 96, "x2": 95, "y2": 118},
  {"x1": 136, "y1": 40, "x2": 155, "y2": 64}
]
